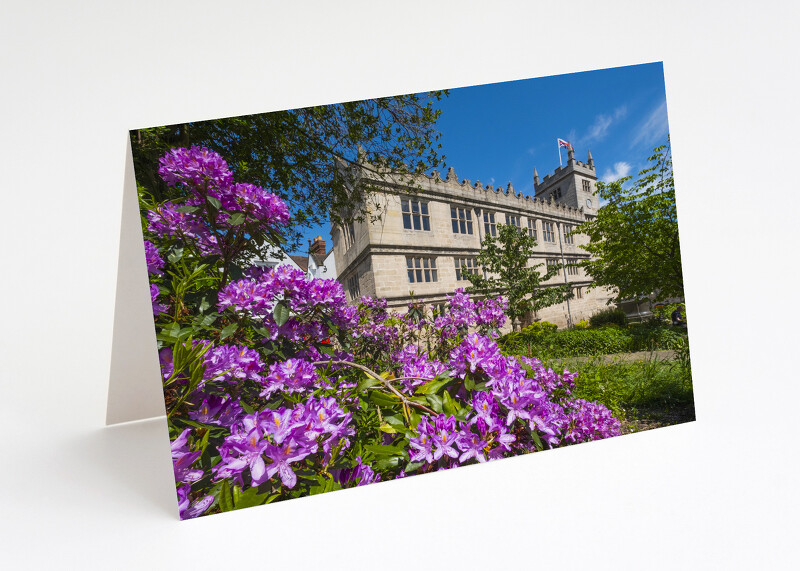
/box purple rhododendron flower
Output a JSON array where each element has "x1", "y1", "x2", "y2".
[
  {"x1": 190, "y1": 395, "x2": 243, "y2": 427},
  {"x1": 259, "y1": 358, "x2": 318, "y2": 397},
  {"x1": 261, "y1": 438, "x2": 311, "y2": 489},
  {"x1": 201, "y1": 342, "x2": 264, "y2": 385},
  {"x1": 177, "y1": 484, "x2": 214, "y2": 520},
  {"x1": 158, "y1": 145, "x2": 232, "y2": 190},
  {"x1": 456, "y1": 430, "x2": 488, "y2": 463},
  {"x1": 212, "y1": 414, "x2": 270, "y2": 485},
  {"x1": 144, "y1": 240, "x2": 164, "y2": 275},
  {"x1": 151, "y1": 284, "x2": 167, "y2": 315},
  {"x1": 171, "y1": 429, "x2": 203, "y2": 483},
  {"x1": 335, "y1": 456, "x2": 381, "y2": 487}
]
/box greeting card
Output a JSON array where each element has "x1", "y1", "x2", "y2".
[{"x1": 109, "y1": 62, "x2": 694, "y2": 519}]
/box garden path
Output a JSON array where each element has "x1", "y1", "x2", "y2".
[{"x1": 559, "y1": 350, "x2": 677, "y2": 365}]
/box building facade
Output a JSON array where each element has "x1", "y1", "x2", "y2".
[{"x1": 331, "y1": 147, "x2": 614, "y2": 328}]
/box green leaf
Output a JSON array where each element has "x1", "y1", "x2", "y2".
[
  {"x1": 442, "y1": 390, "x2": 460, "y2": 416},
  {"x1": 364, "y1": 444, "x2": 406, "y2": 456},
  {"x1": 228, "y1": 212, "x2": 246, "y2": 226},
  {"x1": 175, "y1": 205, "x2": 200, "y2": 214},
  {"x1": 232, "y1": 486, "x2": 277, "y2": 510},
  {"x1": 219, "y1": 480, "x2": 234, "y2": 512},
  {"x1": 273, "y1": 301, "x2": 290, "y2": 327},
  {"x1": 426, "y1": 394, "x2": 443, "y2": 413},
  {"x1": 415, "y1": 375, "x2": 455, "y2": 395},
  {"x1": 382, "y1": 415, "x2": 406, "y2": 429},
  {"x1": 379, "y1": 423, "x2": 398, "y2": 434},
  {"x1": 357, "y1": 376, "x2": 382, "y2": 393},
  {"x1": 318, "y1": 343, "x2": 336, "y2": 357},
  {"x1": 463, "y1": 375, "x2": 475, "y2": 391},
  {"x1": 195, "y1": 313, "x2": 218, "y2": 328},
  {"x1": 373, "y1": 456, "x2": 403, "y2": 471},
  {"x1": 167, "y1": 247, "x2": 184, "y2": 264},
  {"x1": 228, "y1": 264, "x2": 244, "y2": 281},
  {"x1": 220, "y1": 322, "x2": 238, "y2": 340},
  {"x1": 368, "y1": 391, "x2": 400, "y2": 407},
  {"x1": 197, "y1": 297, "x2": 212, "y2": 314},
  {"x1": 207, "y1": 195, "x2": 222, "y2": 209},
  {"x1": 404, "y1": 461, "x2": 424, "y2": 473}
]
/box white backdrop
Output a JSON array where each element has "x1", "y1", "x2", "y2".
[{"x1": 1, "y1": 1, "x2": 797, "y2": 568}]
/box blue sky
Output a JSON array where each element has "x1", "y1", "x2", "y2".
[{"x1": 295, "y1": 62, "x2": 670, "y2": 255}]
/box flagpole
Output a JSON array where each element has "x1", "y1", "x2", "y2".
[{"x1": 557, "y1": 139, "x2": 562, "y2": 166}]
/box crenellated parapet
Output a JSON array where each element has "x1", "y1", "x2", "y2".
[{"x1": 363, "y1": 166, "x2": 588, "y2": 222}]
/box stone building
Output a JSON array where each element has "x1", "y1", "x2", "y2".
[{"x1": 331, "y1": 147, "x2": 614, "y2": 328}]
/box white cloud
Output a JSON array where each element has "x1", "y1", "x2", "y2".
[
  {"x1": 578, "y1": 105, "x2": 627, "y2": 146},
  {"x1": 602, "y1": 161, "x2": 632, "y2": 183},
  {"x1": 631, "y1": 101, "x2": 668, "y2": 148},
  {"x1": 586, "y1": 115, "x2": 613, "y2": 142}
]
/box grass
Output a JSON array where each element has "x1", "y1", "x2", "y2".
[{"x1": 525, "y1": 346, "x2": 695, "y2": 434}]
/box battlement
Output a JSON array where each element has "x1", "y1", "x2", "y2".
[
  {"x1": 353, "y1": 153, "x2": 592, "y2": 222},
  {"x1": 408, "y1": 165, "x2": 586, "y2": 220}
]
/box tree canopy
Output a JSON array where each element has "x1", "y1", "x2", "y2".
[
  {"x1": 577, "y1": 140, "x2": 684, "y2": 302},
  {"x1": 464, "y1": 223, "x2": 572, "y2": 324},
  {"x1": 131, "y1": 93, "x2": 447, "y2": 251}
]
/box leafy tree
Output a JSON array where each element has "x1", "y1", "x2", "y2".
[
  {"x1": 131, "y1": 93, "x2": 447, "y2": 251},
  {"x1": 464, "y1": 223, "x2": 572, "y2": 325},
  {"x1": 576, "y1": 140, "x2": 683, "y2": 301}
]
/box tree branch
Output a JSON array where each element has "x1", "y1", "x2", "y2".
[{"x1": 312, "y1": 359, "x2": 437, "y2": 415}]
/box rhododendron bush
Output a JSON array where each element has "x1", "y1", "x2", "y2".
[{"x1": 140, "y1": 147, "x2": 621, "y2": 520}]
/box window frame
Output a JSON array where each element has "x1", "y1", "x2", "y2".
[
  {"x1": 450, "y1": 206, "x2": 474, "y2": 235},
  {"x1": 543, "y1": 221, "x2": 555, "y2": 242},
  {"x1": 454, "y1": 256, "x2": 478, "y2": 281},
  {"x1": 505, "y1": 213, "x2": 521, "y2": 228},
  {"x1": 406, "y1": 256, "x2": 438, "y2": 283},
  {"x1": 483, "y1": 211, "x2": 497, "y2": 238},
  {"x1": 563, "y1": 224, "x2": 574, "y2": 245},
  {"x1": 401, "y1": 198, "x2": 431, "y2": 231},
  {"x1": 347, "y1": 274, "x2": 361, "y2": 301},
  {"x1": 527, "y1": 218, "x2": 537, "y2": 240}
]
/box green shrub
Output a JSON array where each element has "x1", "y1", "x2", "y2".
[
  {"x1": 627, "y1": 321, "x2": 685, "y2": 352},
  {"x1": 589, "y1": 307, "x2": 628, "y2": 328},
  {"x1": 574, "y1": 320, "x2": 590, "y2": 329},
  {"x1": 499, "y1": 320, "x2": 686, "y2": 358},
  {"x1": 522, "y1": 320, "x2": 558, "y2": 335}
]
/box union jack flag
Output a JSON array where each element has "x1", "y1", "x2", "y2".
[{"x1": 558, "y1": 138, "x2": 572, "y2": 150}]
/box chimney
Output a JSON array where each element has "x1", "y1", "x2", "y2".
[{"x1": 310, "y1": 235, "x2": 326, "y2": 258}]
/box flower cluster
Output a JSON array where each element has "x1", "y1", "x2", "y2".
[
  {"x1": 259, "y1": 358, "x2": 319, "y2": 397},
  {"x1": 218, "y1": 266, "x2": 355, "y2": 334},
  {"x1": 148, "y1": 146, "x2": 289, "y2": 257},
  {"x1": 202, "y1": 342, "x2": 265, "y2": 385},
  {"x1": 409, "y1": 412, "x2": 516, "y2": 466},
  {"x1": 433, "y1": 289, "x2": 507, "y2": 339},
  {"x1": 147, "y1": 201, "x2": 220, "y2": 255},
  {"x1": 212, "y1": 398, "x2": 354, "y2": 490},
  {"x1": 393, "y1": 345, "x2": 446, "y2": 392}
]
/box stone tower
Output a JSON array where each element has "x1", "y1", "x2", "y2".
[{"x1": 534, "y1": 147, "x2": 598, "y2": 218}]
